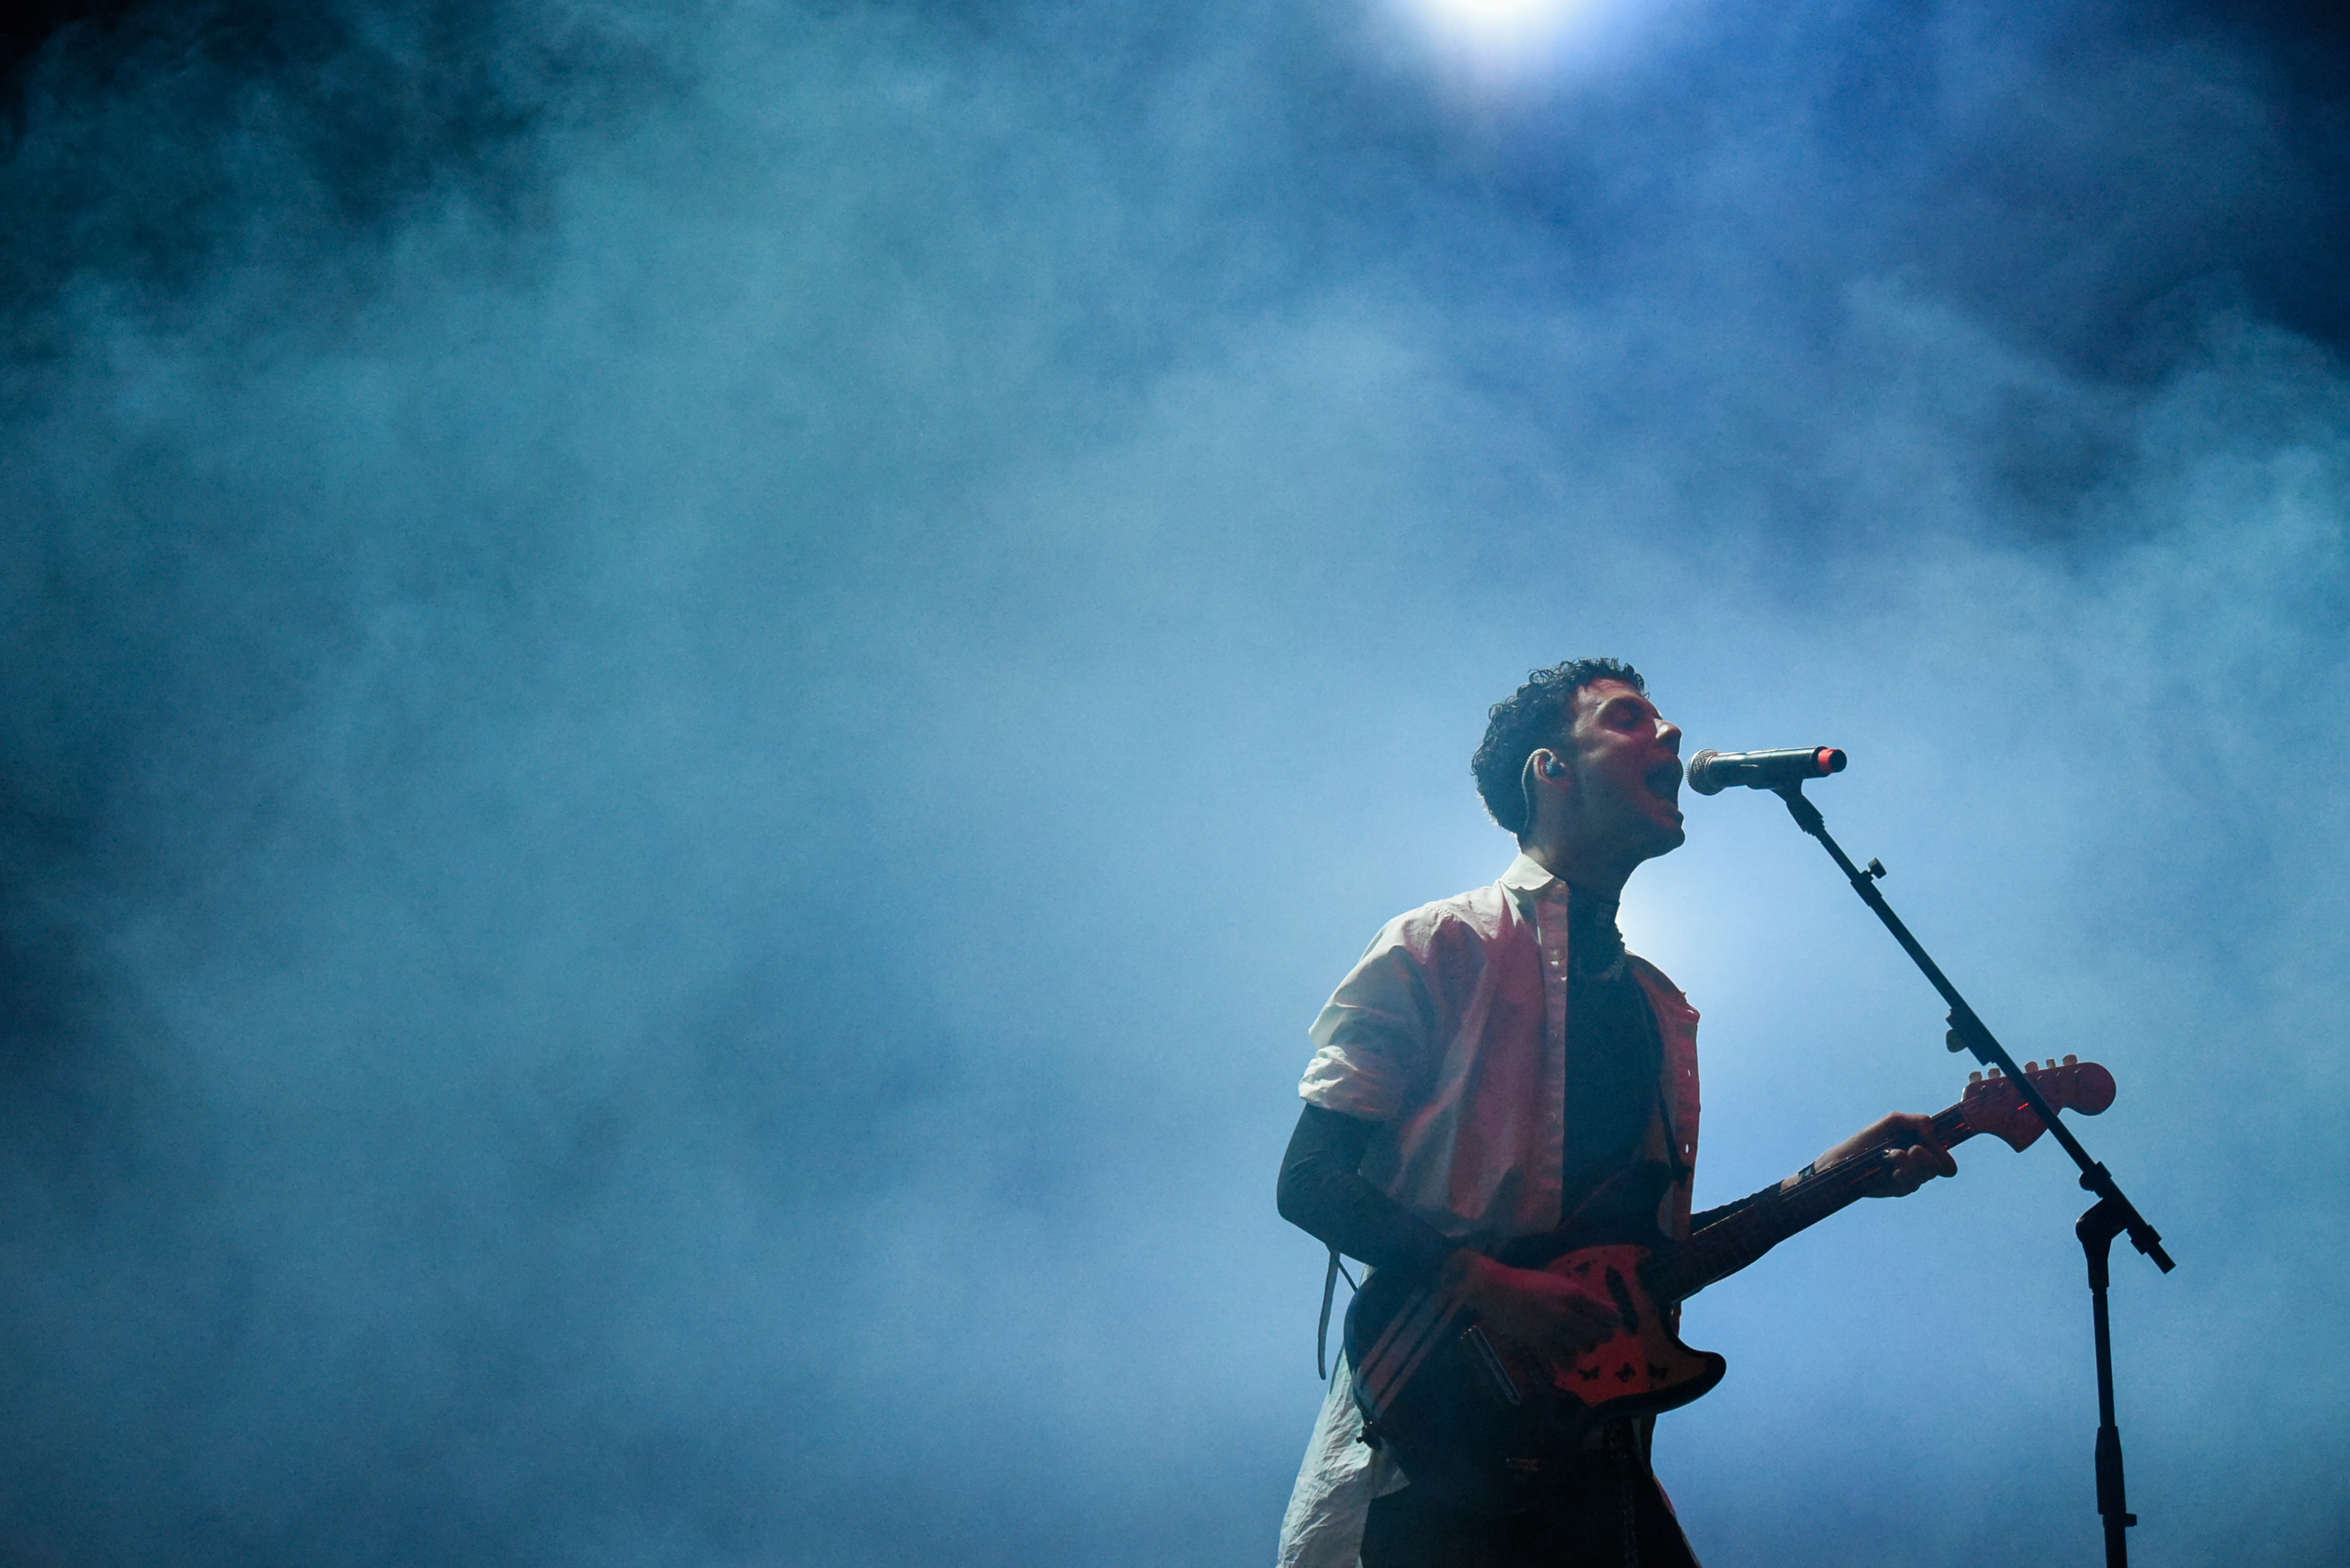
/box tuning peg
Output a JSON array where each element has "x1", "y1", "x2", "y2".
[
  {"x1": 2026, "y1": 1060, "x2": 2037, "y2": 1073},
  {"x1": 1969, "y1": 1071, "x2": 1983, "y2": 1084},
  {"x1": 1987, "y1": 1065, "x2": 2001, "y2": 1077},
  {"x1": 2063, "y1": 1054, "x2": 2077, "y2": 1066}
]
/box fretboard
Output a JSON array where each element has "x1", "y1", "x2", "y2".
[{"x1": 1650, "y1": 1101, "x2": 1974, "y2": 1304}]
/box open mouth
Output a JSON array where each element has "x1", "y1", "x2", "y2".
[{"x1": 1645, "y1": 761, "x2": 1683, "y2": 802}]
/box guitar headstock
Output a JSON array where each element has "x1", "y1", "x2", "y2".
[{"x1": 1961, "y1": 1055, "x2": 2117, "y2": 1151}]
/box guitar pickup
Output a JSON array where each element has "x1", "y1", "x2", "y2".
[
  {"x1": 1461, "y1": 1326, "x2": 1524, "y2": 1406},
  {"x1": 1603, "y1": 1266, "x2": 1640, "y2": 1334}
]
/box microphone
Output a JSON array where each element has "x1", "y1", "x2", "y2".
[{"x1": 1686, "y1": 746, "x2": 1847, "y2": 795}]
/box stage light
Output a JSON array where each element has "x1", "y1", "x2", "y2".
[
  {"x1": 1396, "y1": 0, "x2": 1626, "y2": 86},
  {"x1": 1426, "y1": 0, "x2": 1583, "y2": 31}
]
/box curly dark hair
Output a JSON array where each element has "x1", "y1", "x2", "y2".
[{"x1": 1471, "y1": 658, "x2": 1649, "y2": 836}]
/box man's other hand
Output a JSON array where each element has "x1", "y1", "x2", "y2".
[
  {"x1": 1445, "y1": 1252, "x2": 1619, "y2": 1360},
  {"x1": 1798, "y1": 1111, "x2": 1958, "y2": 1198}
]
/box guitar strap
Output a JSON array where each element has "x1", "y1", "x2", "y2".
[
  {"x1": 1315, "y1": 1247, "x2": 1360, "y2": 1378},
  {"x1": 1655, "y1": 1075, "x2": 1694, "y2": 1189},
  {"x1": 1317, "y1": 1248, "x2": 1339, "y2": 1378}
]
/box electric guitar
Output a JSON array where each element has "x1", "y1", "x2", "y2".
[{"x1": 1342, "y1": 1055, "x2": 2117, "y2": 1514}]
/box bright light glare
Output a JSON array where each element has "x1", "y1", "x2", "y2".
[
  {"x1": 1403, "y1": 0, "x2": 1623, "y2": 81},
  {"x1": 1441, "y1": 0, "x2": 1572, "y2": 25}
]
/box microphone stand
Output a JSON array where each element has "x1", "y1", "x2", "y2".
[{"x1": 1767, "y1": 781, "x2": 2171, "y2": 1566}]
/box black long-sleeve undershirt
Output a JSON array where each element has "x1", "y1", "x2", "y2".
[{"x1": 1276, "y1": 1103, "x2": 1459, "y2": 1282}]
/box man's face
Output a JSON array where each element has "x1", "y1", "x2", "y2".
[{"x1": 1560, "y1": 679, "x2": 1686, "y2": 862}]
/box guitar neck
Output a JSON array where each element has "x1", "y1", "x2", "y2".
[{"x1": 1654, "y1": 1101, "x2": 1975, "y2": 1303}]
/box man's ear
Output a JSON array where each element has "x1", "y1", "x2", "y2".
[{"x1": 1520, "y1": 748, "x2": 1574, "y2": 836}]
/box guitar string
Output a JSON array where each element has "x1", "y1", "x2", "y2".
[{"x1": 1661, "y1": 1105, "x2": 1975, "y2": 1302}]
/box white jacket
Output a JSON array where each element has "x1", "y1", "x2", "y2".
[{"x1": 1278, "y1": 854, "x2": 1702, "y2": 1568}]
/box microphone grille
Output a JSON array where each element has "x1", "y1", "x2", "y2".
[{"x1": 1686, "y1": 749, "x2": 1726, "y2": 795}]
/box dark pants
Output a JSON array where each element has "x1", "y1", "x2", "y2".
[{"x1": 1359, "y1": 1428, "x2": 1701, "y2": 1568}]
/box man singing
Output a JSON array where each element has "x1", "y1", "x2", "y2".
[{"x1": 1274, "y1": 659, "x2": 1955, "y2": 1568}]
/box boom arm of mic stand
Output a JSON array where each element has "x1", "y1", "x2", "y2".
[{"x1": 1770, "y1": 782, "x2": 2174, "y2": 1274}]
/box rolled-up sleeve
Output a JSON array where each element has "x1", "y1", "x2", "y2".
[{"x1": 1298, "y1": 918, "x2": 1437, "y2": 1123}]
